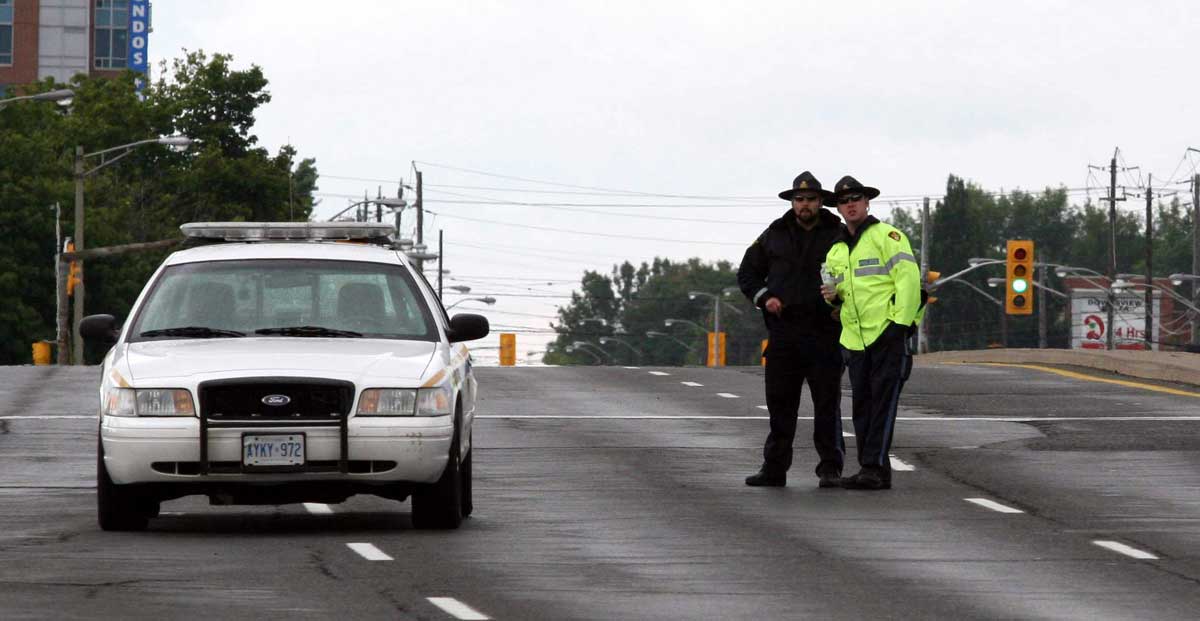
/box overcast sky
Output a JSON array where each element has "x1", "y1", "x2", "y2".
[{"x1": 152, "y1": 1, "x2": 1200, "y2": 362}]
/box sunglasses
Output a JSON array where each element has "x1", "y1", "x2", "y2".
[
  {"x1": 792, "y1": 194, "x2": 823, "y2": 203},
  {"x1": 837, "y1": 194, "x2": 865, "y2": 205}
]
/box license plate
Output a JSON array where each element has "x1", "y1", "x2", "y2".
[{"x1": 242, "y1": 434, "x2": 305, "y2": 466}]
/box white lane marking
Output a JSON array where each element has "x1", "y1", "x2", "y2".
[
  {"x1": 0, "y1": 415, "x2": 97, "y2": 420},
  {"x1": 622, "y1": 366, "x2": 640, "y2": 369},
  {"x1": 681, "y1": 381, "x2": 704, "y2": 387},
  {"x1": 842, "y1": 432, "x2": 855, "y2": 438},
  {"x1": 304, "y1": 503, "x2": 333, "y2": 515},
  {"x1": 1093, "y1": 540, "x2": 1158, "y2": 560},
  {"x1": 482, "y1": 415, "x2": 770, "y2": 419},
  {"x1": 889, "y1": 455, "x2": 915, "y2": 471},
  {"x1": 717, "y1": 393, "x2": 739, "y2": 399},
  {"x1": 965, "y1": 498, "x2": 1024, "y2": 514},
  {"x1": 347, "y1": 543, "x2": 393, "y2": 561},
  {"x1": 477, "y1": 415, "x2": 1200, "y2": 422},
  {"x1": 648, "y1": 371, "x2": 671, "y2": 376},
  {"x1": 756, "y1": 405, "x2": 768, "y2": 410},
  {"x1": 428, "y1": 597, "x2": 490, "y2": 620}
]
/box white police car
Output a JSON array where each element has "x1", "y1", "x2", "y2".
[{"x1": 80, "y1": 222, "x2": 488, "y2": 531}]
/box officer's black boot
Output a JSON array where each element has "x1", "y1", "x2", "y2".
[{"x1": 745, "y1": 469, "x2": 786, "y2": 487}]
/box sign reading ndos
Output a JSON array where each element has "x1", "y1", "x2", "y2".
[{"x1": 128, "y1": 0, "x2": 150, "y2": 89}]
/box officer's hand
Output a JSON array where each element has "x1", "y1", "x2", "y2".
[
  {"x1": 764, "y1": 297, "x2": 783, "y2": 316},
  {"x1": 820, "y1": 284, "x2": 838, "y2": 304}
]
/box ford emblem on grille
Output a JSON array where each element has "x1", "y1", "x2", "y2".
[{"x1": 261, "y1": 394, "x2": 291, "y2": 407}]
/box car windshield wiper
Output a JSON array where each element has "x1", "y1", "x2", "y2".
[
  {"x1": 254, "y1": 325, "x2": 363, "y2": 338},
  {"x1": 140, "y1": 326, "x2": 246, "y2": 338}
]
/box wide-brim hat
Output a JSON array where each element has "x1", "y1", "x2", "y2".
[
  {"x1": 778, "y1": 171, "x2": 835, "y2": 201},
  {"x1": 825, "y1": 175, "x2": 880, "y2": 206}
]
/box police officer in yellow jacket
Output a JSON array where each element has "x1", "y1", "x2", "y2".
[{"x1": 820, "y1": 176, "x2": 921, "y2": 490}]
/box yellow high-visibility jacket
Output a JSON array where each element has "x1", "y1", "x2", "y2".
[{"x1": 824, "y1": 217, "x2": 921, "y2": 351}]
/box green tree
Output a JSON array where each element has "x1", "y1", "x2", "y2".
[{"x1": 0, "y1": 51, "x2": 319, "y2": 364}]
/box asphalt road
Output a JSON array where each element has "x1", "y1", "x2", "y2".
[{"x1": 2, "y1": 361, "x2": 1200, "y2": 620}]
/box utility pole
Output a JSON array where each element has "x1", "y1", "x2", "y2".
[
  {"x1": 1038, "y1": 261, "x2": 1047, "y2": 348},
  {"x1": 376, "y1": 186, "x2": 383, "y2": 223},
  {"x1": 918, "y1": 197, "x2": 930, "y2": 354},
  {"x1": 415, "y1": 169, "x2": 424, "y2": 272},
  {"x1": 1193, "y1": 173, "x2": 1199, "y2": 345},
  {"x1": 1145, "y1": 174, "x2": 1153, "y2": 350},
  {"x1": 73, "y1": 146, "x2": 85, "y2": 365},
  {"x1": 1090, "y1": 152, "x2": 1126, "y2": 350},
  {"x1": 438, "y1": 229, "x2": 444, "y2": 299},
  {"x1": 1107, "y1": 155, "x2": 1117, "y2": 351}
]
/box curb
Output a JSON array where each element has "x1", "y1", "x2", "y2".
[{"x1": 917, "y1": 348, "x2": 1200, "y2": 387}]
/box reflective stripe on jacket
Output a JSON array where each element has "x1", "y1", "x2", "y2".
[{"x1": 824, "y1": 218, "x2": 921, "y2": 351}]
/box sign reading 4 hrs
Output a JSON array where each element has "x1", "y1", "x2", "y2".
[{"x1": 1071, "y1": 289, "x2": 1160, "y2": 350}]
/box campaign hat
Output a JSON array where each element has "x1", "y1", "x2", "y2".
[
  {"x1": 826, "y1": 175, "x2": 881, "y2": 206},
  {"x1": 778, "y1": 171, "x2": 834, "y2": 202}
]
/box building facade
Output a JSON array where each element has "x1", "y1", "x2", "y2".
[{"x1": 0, "y1": 0, "x2": 149, "y2": 93}]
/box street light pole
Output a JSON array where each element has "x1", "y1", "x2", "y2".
[
  {"x1": 72, "y1": 147, "x2": 85, "y2": 365},
  {"x1": 69, "y1": 136, "x2": 193, "y2": 364}
]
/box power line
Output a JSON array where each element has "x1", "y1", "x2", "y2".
[{"x1": 423, "y1": 210, "x2": 748, "y2": 246}]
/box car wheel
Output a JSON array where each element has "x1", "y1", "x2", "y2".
[
  {"x1": 97, "y1": 442, "x2": 151, "y2": 532},
  {"x1": 411, "y1": 415, "x2": 463, "y2": 530}
]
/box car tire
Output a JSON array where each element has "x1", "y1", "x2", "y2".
[
  {"x1": 97, "y1": 442, "x2": 151, "y2": 532},
  {"x1": 461, "y1": 441, "x2": 473, "y2": 519},
  {"x1": 411, "y1": 415, "x2": 463, "y2": 530}
]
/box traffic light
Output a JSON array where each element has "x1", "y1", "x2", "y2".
[
  {"x1": 1005, "y1": 240, "x2": 1034, "y2": 315},
  {"x1": 924, "y1": 270, "x2": 940, "y2": 305},
  {"x1": 66, "y1": 242, "x2": 81, "y2": 296}
]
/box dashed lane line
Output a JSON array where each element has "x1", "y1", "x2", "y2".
[
  {"x1": 648, "y1": 371, "x2": 671, "y2": 376},
  {"x1": 889, "y1": 455, "x2": 916, "y2": 471},
  {"x1": 622, "y1": 366, "x2": 640, "y2": 369},
  {"x1": 1093, "y1": 540, "x2": 1158, "y2": 560},
  {"x1": 965, "y1": 497, "x2": 1024, "y2": 514},
  {"x1": 428, "y1": 597, "x2": 490, "y2": 620},
  {"x1": 716, "y1": 393, "x2": 739, "y2": 398},
  {"x1": 347, "y1": 543, "x2": 393, "y2": 561},
  {"x1": 303, "y1": 503, "x2": 333, "y2": 515},
  {"x1": 681, "y1": 381, "x2": 704, "y2": 387}
]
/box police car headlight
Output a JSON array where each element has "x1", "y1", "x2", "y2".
[
  {"x1": 357, "y1": 386, "x2": 452, "y2": 416},
  {"x1": 103, "y1": 388, "x2": 195, "y2": 417},
  {"x1": 415, "y1": 385, "x2": 452, "y2": 417},
  {"x1": 357, "y1": 389, "x2": 417, "y2": 416}
]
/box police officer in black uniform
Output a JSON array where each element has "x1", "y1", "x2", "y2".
[{"x1": 737, "y1": 171, "x2": 845, "y2": 488}]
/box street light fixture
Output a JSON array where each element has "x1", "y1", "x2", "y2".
[
  {"x1": 69, "y1": 135, "x2": 194, "y2": 365},
  {"x1": 571, "y1": 341, "x2": 612, "y2": 364},
  {"x1": 447, "y1": 285, "x2": 472, "y2": 293},
  {"x1": 646, "y1": 330, "x2": 697, "y2": 352},
  {"x1": 0, "y1": 88, "x2": 75, "y2": 109},
  {"x1": 664, "y1": 318, "x2": 706, "y2": 333},
  {"x1": 1168, "y1": 273, "x2": 1200, "y2": 286},
  {"x1": 445, "y1": 296, "x2": 496, "y2": 311},
  {"x1": 599, "y1": 336, "x2": 643, "y2": 364}
]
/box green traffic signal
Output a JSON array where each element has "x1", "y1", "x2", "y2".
[{"x1": 1012, "y1": 278, "x2": 1029, "y2": 294}]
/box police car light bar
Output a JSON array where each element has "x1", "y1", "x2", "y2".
[{"x1": 180, "y1": 222, "x2": 395, "y2": 242}]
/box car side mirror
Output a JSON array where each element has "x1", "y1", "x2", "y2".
[
  {"x1": 447, "y1": 313, "x2": 489, "y2": 343},
  {"x1": 79, "y1": 314, "x2": 120, "y2": 344}
]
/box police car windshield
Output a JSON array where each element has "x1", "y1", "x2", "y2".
[{"x1": 129, "y1": 259, "x2": 438, "y2": 342}]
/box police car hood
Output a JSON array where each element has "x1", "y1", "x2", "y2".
[{"x1": 121, "y1": 338, "x2": 437, "y2": 385}]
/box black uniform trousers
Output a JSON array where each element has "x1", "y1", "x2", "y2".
[
  {"x1": 762, "y1": 337, "x2": 845, "y2": 477},
  {"x1": 844, "y1": 325, "x2": 912, "y2": 478}
]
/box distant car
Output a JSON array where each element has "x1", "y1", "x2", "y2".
[{"x1": 80, "y1": 222, "x2": 489, "y2": 531}]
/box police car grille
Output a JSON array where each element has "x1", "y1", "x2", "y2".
[{"x1": 199, "y1": 379, "x2": 354, "y2": 421}]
